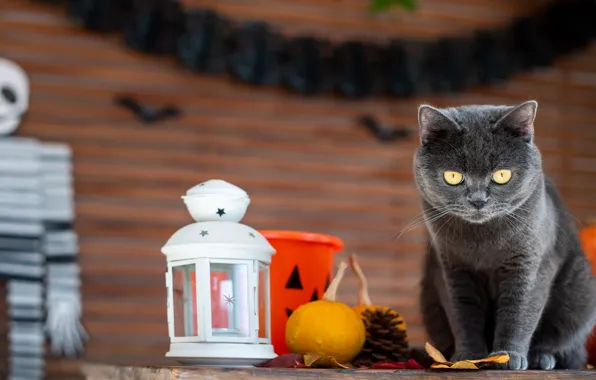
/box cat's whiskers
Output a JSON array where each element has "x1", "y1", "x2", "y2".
[
  {"x1": 548, "y1": 203, "x2": 583, "y2": 227},
  {"x1": 429, "y1": 214, "x2": 456, "y2": 269},
  {"x1": 505, "y1": 209, "x2": 549, "y2": 252},
  {"x1": 498, "y1": 204, "x2": 536, "y2": 245},
  {"x1": 502, "y1": 213, "x2": 526, "y2": 239},
  {"x1": 503, "y1": 213, "x2": 545, "y2": 253},
  {"x1": 501, "y1": 214, "x2": 516, "y2": 233},
  {"x1": 514, "y1": 204, "x2": 575, "y2": 248},
  {"x1": 392, "y1": 212, "x2": 450, "y2": 243},
  {"x1": 392, "y1": 205, "x2": 454, "y2": 243}
]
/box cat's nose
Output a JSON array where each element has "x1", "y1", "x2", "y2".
[
  {"x1": 469, "y1": 199, "x2": 487, "y2": 209},
  {"x1": 468, "y1": 192, "x2": 488, "y2": 209}
]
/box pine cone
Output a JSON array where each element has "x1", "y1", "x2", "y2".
[{"x1": 352, "y1": 306, "x2": 409, "y2": 367}]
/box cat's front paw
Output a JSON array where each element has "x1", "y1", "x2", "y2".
[
  {"x1": 528, "y1": 350, "x2": 556, "y2": 370},
  {"x1": 489, "y1": 351, "x2": 528, "y2": 370},
  {"x1": 451, "y1": 351, "x2": 488, "y2": 362}
]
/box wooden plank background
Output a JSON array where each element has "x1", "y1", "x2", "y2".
[{"x1": 0, "y1": 0, "x2": 595, "y2": 378}]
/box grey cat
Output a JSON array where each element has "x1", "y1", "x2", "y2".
[{"x1": 414, "y1": 100, "x2": 596, "y2": 370}]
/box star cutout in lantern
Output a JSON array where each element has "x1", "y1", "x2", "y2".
[
  {"x1": 216, "y1": 208, "x2": 226, "y2": 217},
  {"x1": 224, "y1": 294, "x2": 235, "y2": 307},
  {"x1": 249, "y1": 232, "x2": 256, "y2": 238},
  {"x1": 200, "y1": 230, "x2": 209, "y2": 237}
]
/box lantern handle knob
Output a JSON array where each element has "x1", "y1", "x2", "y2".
[{"x1": 182, "y1": 179, "x2": 251, "y2": 223}]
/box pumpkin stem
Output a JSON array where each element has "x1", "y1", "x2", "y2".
[
  {"x1": 323, "y1": 261, "x2": 348, "y2": 302},
  {"x1": 349, "y1": 253, "x2": 372, "y2": 306}
]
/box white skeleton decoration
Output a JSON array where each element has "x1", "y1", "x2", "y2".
[
  {"x1": 0, "y1": 57, "x2": 87, "y2": 380},
  {"x1": 0, "y1": 59, "x2": 28, "y2": 136}
]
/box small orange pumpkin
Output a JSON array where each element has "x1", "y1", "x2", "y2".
[{"x1": 579, "y1": 224, "x2": 596, "y2": 366}]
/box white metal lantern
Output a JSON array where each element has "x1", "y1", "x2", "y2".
[{"x1": 162, "y1": 179, "x2": 277, "y2": 366}]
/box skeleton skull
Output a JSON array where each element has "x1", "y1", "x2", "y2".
[{"x1": 0, "y1": 58, "x2": 29, "y2": 136}]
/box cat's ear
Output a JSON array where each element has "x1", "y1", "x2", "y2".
[
  {"x1": 495, "y1": 100, "x2": 538, "y2": 142},
  {"x1": 418, "y1": 104, "x2": 459, "y2": 145}
]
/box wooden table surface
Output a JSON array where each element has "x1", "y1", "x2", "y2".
[{"x1": 82, "y1": 364, "x2": 596, "y2": 380}]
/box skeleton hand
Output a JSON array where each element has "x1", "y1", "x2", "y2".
[{"x1": 45, "y1": 296, "x2": 88, "y2": 357}]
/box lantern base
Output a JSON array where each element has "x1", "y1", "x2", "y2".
[{"x1": 166, "y1": 342, "x2": 277, "y2": 367}]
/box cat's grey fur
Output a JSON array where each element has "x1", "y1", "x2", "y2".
[{"x1": 415, "y1": 101, "x2": 596, "y2": 370}]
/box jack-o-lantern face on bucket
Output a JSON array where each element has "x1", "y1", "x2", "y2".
[
  {"x1": 283, "y1": 264, "x2": 330, "y2": 318},
  {"x1": 261, "y1": 231, "x2": 343, "y2": 356}
]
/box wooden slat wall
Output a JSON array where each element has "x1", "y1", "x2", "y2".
[{"x1": 1, "y1": 0, "x2": 595, "y2": 378}]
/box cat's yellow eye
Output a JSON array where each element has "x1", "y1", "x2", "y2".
[
  {"x1": 492, "y1": 169, "x2": 512, "y2": 184},
  {"x1": 443, "y1": 171, "x2": 464, "y2": 185}
]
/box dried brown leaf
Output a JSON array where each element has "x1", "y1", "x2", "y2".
[
  {"x1": 257, "y1": 353, "x2": 304, "y2": 368},
  {"x1": 425, "y1": 342, "x2": 450, "y2": 364},
  {"x1": 431, "y1": 361, "x2": 479, "y2": 370},
  {"x1": 303, "y1": 353, "x2": 350, "y2": 369},
  {"x1": 425, "y1": 342, "x2": 510, "y2": 370},
  {"x1": 469, "y1": 353, "x2": 510, "y2": 364},
  {"x1": 450, "y1": 361, "x2": 479, "y2": 369},
  {"x1": 430, "y1": 363, "x2": 451, "y2": 369}
]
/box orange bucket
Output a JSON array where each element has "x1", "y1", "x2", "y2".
[
  {"x1": 579, "y1": 226, "x2": 596, "y2": 365},
  {"x1": 260, "y1": 230, "x2": 344, "y2": 356}
]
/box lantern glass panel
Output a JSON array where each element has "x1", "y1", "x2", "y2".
[
  {"x1": 210, "y1": 262, "x2": 250, "y2": 337},
  {"x1": 258, "y1": 263, "x2": 269, "y2": 339},
  {"x1": 172, "y1": 264, "x2": 197, "y2": 337}
]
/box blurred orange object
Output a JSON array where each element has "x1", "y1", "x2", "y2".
[
  {"x1": 580, "y1": 226, "x2": 596, "y2": 276},
  {"x1": 261, "y1": 230, "x2": 344, "y2": 356},
  {"x1": 579, "y1": 225, "x2": 596, "y2": 365}
]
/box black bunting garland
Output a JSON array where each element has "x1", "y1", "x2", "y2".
[
  {"x1": 123, "y1": 0, "x2": 186, "y2": 55},
  {"x1": 177, "y1": 10, "x2": 234, "y2": 73},
  {"x1": 47, "y1": 0, "x2": 596, "y2": 98},
  {"x1": 229, "y1": 22, "x2": 286, "y2": 86}
]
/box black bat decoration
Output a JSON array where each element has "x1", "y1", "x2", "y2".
[
  {"x1": 358, "y1": 114, "x2": 411, "y2": 143},
  {"x1": 114, "y1": 96, "x2": 182, "y2": 124}
]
